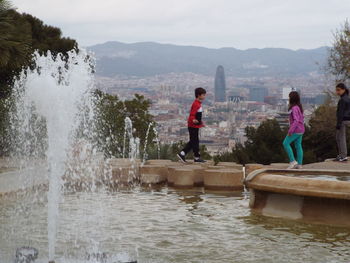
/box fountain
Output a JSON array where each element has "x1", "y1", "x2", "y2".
[
  {"x1": 1, "y1": 49, "x2": 350, "y2": 263},
  {"x1": 9, "y1": 50, "x2": 97, "y2": 262},
  {"x1": 142, "y1": 122, "x2": 160, "y2": 162},
  {"x1": 122, "y1": 117, "x2": 140, "y2": 160}
]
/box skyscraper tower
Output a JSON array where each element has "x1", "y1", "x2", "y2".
[{"x1": 214, "y1": 65, "x2": 226, "y2": 102}]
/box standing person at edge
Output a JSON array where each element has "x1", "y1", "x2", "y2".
[
  {"x1": 334, "y1": 83, "x2": 350, "y2": 162},
  {"x1": 283, "y1": 91, "x2": 305, "y2": 169},
  {"x1": 177, "y1": 87, "x2": 207, "y2": 163}
]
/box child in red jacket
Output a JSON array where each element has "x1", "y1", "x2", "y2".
[{"x1": 177, "y1": 87, "x2": 207, "y2": 163}]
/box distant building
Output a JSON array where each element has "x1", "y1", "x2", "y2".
[
  {"x1": 249, "y1": 87, "x2": 268, "y2": 102},
  {"x1": 214, "y1": 65, "x2": 226, "y2": 102},
  {"x1": 301, "y1": 97, "x2": 316, "y2": 105},
  {"x1": 228, "y1": 95, "x2": 244, "y2": 103},
  {"x1": 264, "y1": 96, "x2": 278, "y2": 105},
  {"x1": 302, "y1": 94, "x2": 327, "y2": 105},
  {"x1": 282, "y1": 87, "x2": 301, "y2": 100}
]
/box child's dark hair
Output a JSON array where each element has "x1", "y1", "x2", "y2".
[
  {"x1": 336, "y1": 83, "x2": 349, "y2": 95},
  {"x1": 288, "y1": 91, "x2": 303, "y2": 113},
  {"x1": 195, "y1": 87, "x2": 206, "y2": 98}
]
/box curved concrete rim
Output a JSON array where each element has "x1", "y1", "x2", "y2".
[
  {"x1": 245, "y1": 168, "x2": 350, "y2": 182},
  {"x1": 245, "y1": 168, "x2": 350, "y2": 200}
]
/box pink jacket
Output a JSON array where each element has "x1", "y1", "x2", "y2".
[{"x1": 288, "y1": 105, "x2": 305, "y2": 134}]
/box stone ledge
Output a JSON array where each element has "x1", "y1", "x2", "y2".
[
  {"x1": 204, "y1": 169, "x2": 244, "y2": 190},
  {"x1": 140, "y1": 165, "x2": 168, "y2": 182},
  {"x1": 173, "y1": 168, "x2": 195, "y2": 188},
  {"x1": 140, "y1": 173, "x2": 165, "y2": 185}
]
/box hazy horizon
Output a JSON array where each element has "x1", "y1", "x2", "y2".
[
  {"x1": 12, "y1": 0, "x2": 350, "y2": 50},
  {"x1": 88, "y1": 40, "x2": 329, "y2": 51}
]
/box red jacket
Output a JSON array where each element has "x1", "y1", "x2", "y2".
[{"x1": 187, "y1": 99, "x2": 204, "y2": 128}]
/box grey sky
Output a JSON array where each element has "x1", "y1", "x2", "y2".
[{"x1": 12, "y1": 0, "x2": 350, "y2": 49}]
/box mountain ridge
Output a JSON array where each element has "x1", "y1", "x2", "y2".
[{"x1": 87, "y1": 41, "x2": 329, "y2": 77}]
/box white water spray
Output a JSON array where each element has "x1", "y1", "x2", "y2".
[
  {"x1": 122, "y1": 117, "x2": 139, "y2": 160},
  {"x1": 142, "y1": 122, "x2": 160, "y2": 162},
  {"x1": 11, "y1": 50, "x2": 95, "y2": 261}
]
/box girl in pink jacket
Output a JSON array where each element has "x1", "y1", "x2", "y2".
[{"x1": 282, "y1": 91, "x2": 305, "y2": 169}]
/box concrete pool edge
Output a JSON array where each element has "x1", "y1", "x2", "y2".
[
  {"x1": 245, "y1": 168, "x2": 350, "y2": 200},
  {"x1": 245, "y1": 168, "x2": 350, "y2": 227}
]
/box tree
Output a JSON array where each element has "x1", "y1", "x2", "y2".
[
  {"x1": 124, "y1": 94, "x2": 156, "y2": 148},
  {"x1": 0, "y1": 3, "x2": 77, "y2": 156},
  {"x1": 214, "y1": 119, "x2": 288, "y2": 165},
  {"x1": 22, "y1": 12, "x2": 77, "y2": 57},
  {"x1": 243, "y1": 119, "x2": 288, "y2": 165},
  {"x1": 0, "y1": 10, "x2": 77, "y2": 98},
  {"x1": 328, "y1": 20, "x2": 350, "y2": 82},
  {"x1": 93, "y1": 91, "x2": 157, "y2": 158},
  {"x1": 0, "y1": 9, "x2": 31, "y2": 98}
]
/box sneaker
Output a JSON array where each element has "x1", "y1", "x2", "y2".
[
  {"x1": 295, "y1": 165, "x2": 303, "y2": 169},
  {"x1": 338, "y1": 157, "x2": 348, "y2": 162},
  {"x1": 194, "y1": 158, "x2": 206, "y2": 163},
  {"x1": 333, "y1": 155, "x2": 342, "y2": 162},
  {"x1": 177, "y1": 153, "x2": 187, "y2": 163},
  {"x1": 287, "y1": 161, "x2": 298, "y2": 169}
]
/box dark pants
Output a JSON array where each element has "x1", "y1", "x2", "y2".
[
  {"x1": 182, "y1": 127, "x2": 200, "y2": 158},
  {"x1": 336, "y1": 120, "x2": 350, "y2": 158}
]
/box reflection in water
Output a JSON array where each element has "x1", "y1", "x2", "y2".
[{"x1": 1, "y1": 188, "x2": 350, "y2": 263}]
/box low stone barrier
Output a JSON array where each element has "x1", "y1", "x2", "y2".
[
  {"x1": 245, "y1": 163, "x2": 265, "y2": 177},
  {"x1": 193, "y1": 166, "x2": 206, "y2": 186},
  {"x1": 167, "y1": 164, "x2": 184, "y2": 186},
  {"x1": 204, "y1": 169, "x2": 244, "y2": 190},
  {"x1": 110, "y1": 166, "x2": 139, "y2": 185},
  {"x1": 173, "y1": 168, "x2": 195, "y2": 188},
  {"x1": 140, "y1": 173, "x2": 164, "y2": 184},
  {"x1": 0, "y1": 158, "x2": 248, "y2": 194},
  {"x1": 140, "y1": 165, "x2": 168, "y2": 185},
  {"x1": 206, "y1": 165, "x2": 229, "y2": 170},
  {"x1": 215, "y1": 162, "x2": 243, "y2": 170},
  {"x1": 108, "y1": 158, "x2": 141, "y2": 167},
  {"x1": 145, "y1": 159, "x2": 173, "y2": 165}
]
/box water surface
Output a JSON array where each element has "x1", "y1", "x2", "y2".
[{"x1": 0, "y1": 187, "x2": 349, "y2": 263}]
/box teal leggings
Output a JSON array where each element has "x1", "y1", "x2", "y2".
[{"x1": 283, "y1": 133, "x2": 303, "y2": 164}]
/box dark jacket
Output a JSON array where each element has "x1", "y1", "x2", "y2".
[{"x1": 336, "y1": 93, "x2": 350, "y2": 129}]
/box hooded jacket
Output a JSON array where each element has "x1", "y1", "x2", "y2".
[
  {"x1": 288, "y1": 105, "x2": 305, "y2": 134},
  {"x1": 336, "y1": 93, "x2": 350, "y2": 129}
]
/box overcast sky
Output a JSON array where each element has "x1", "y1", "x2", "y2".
[{"x1": 12, "y1": 0, "x2": 350, "y2": 49}]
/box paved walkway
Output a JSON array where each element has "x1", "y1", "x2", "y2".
[{"x1": 304, "y1": 160, "x2": 350, "y2": 170}]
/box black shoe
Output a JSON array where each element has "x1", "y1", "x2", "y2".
[
  {"x1": 177, "y1": 153, "x2": 187, "y2": 163},
  {"x1": 333, "y1": 155, "x2": 342, "y2": 162},
  {"x1": 194, "y1": 158, "x2": 206, "y2": 163}
]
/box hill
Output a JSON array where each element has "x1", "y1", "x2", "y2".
[{"x1": 88, "y1": 41, "x2": 328, "y2": 77}]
